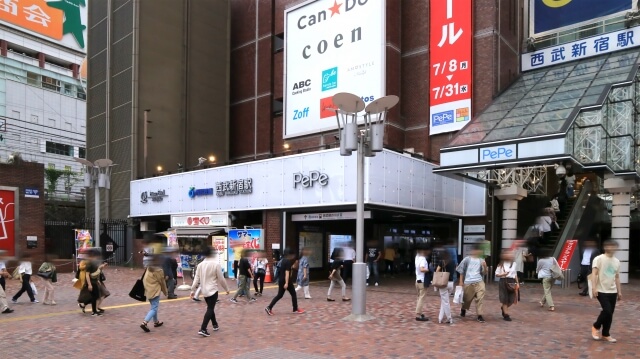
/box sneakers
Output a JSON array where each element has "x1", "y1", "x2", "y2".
[
  {"x1": 503, "y1": 315, "x2": 512, "y2": 322},
  {"x1": 192, "y1": 298, "x2": 201, "y2": 302},
  {"x1": 293, "y1": 308, "x2": 305, "y2": 314},
  {"x1": 477, "y1": 316, "x2": 486, "y2": 323},
  {"x1": 375, "y1": 282, "x2": 379, "y2": 287},
  {"x1": 415, "y1": 314, "x2": 429, "y2": 322},
  {"x1": 448, "y1": 318, "x2": 454, "y2": 325},
  {"x1": 602, "y1": 336, "x2": 617, "y2": 343},
  {"x1": 265, "y1": 306, "x2": 273, "y2": 316},
  {"x1": 50, "y1": 301, "x2": 57, "y2": 305},
  {"x1": 229, "y1": 298, "x2": 238, "y2": 303},
  {"x1": 198, "y1": 329, "x2": 210, "y2": 337},
  {"x1": 92, "y1": 312, "x2": 103, "y2": 317},
  {"x1": 249, "y1": 298, "x2": 257, "y2": 303},
  {"x1": 592, "y1": 326, "x2": 601, "y2": 340},
  {"x1": 1, "y1": 308, "x2": 14, "y2": 314},
  {"x1": 366, "y1": 283, "x2": 369, "y2": 286},
  {"x1": 327, "y1": 298, "x2": 336, "y2": 302},
  {"x1": 11, "y1": 299, "x2": 17, "y2": 304},
  {"x1": 31, "y1": 299, "x2": 39, "y2": 303},
  {"x1": 460, "y1": 309, "x2": 466, "y2": 317},
  {"x1": 295, "y1": 285, "x2": 301, "y2": 292},
  {"x1": 212, "y1": 325, "x2": 219, "y2": 332}
]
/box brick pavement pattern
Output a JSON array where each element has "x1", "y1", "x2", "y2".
[{"x1": 0, "y1": 267, "x2": 639, "y2": 358}]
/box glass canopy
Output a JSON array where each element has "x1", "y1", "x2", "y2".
[{"x1": 447, "y1": 49, "x2": 640, "y2": 148}]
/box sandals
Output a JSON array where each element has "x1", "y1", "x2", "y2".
[
  {"x1": 140, "y1": 322, "x2": 150, "y2": 332},
  {"x1": 548, "y1": 307, "x2": 555, "y2": 312},
  {"x1": 539, "y1": 301, "x2": 544, "y2": 307},
  {"x1": 154, "y1": 321, "x2": 164, "y2": 327},
  {"x1": 342, "y1": 298, "x2": 351, "y2": 302},
  {"x1": 327, "y1": 298, "x2": 336, "y2": 302}
]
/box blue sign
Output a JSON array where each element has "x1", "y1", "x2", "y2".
[
  {"x1": 321, "y1": 67, "x2": 338, "y2": 91},
  {"x1": 188, "y1": 187, "x2": 214, "y2": 198},
  {"x1": 480, "y1": 145, "x2": 516, "y2": 163},
  {"x1": 431, "y1": 110, "x2": 454, "y2": 126},
  {"x1": 533, "y1": 0, "x2": 633, "y2": 35},
  {"x1": 24, "y1": 188, "x2": 40, "y2": 198}
]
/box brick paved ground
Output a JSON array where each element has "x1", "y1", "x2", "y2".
[{"x1": 1, "y1": 267, "x2": 639, "y2": 359}]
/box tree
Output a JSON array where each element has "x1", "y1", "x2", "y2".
[{"x1": 44, "y1": 168, "x2": 64, "y2": 199}]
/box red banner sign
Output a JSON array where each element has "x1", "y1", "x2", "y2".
[
  {"x1": 429, "y1": 0, "x2": 473, "y2": 135},
  {"x1": 557, "y1": 239, "x2": 578, "y2": 270},
  {"x1": 0, "y1": 189, "x2": 16, "y2": 256}
]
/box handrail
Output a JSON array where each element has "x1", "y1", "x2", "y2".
[{"x1": 552, "y1": 180, "x2": 594, "y2": 258}]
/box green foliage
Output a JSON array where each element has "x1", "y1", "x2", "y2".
[{"x1": 44, "y1": 168, "x2": 81, "y2": 198}]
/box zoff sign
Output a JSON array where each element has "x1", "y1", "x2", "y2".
[
  {"x1": 284, "y1": 0, "x2": 385, "y2": 138},
  {"x1": 0, "y1": 0, "x2": 88, "y2": 53}
]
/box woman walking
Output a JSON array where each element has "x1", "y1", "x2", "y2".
[
  {"x1": 327, "y1": 256, "x2": 350, "y2": 302},
  {"x1": 435, "y1": 251, "x2": 455, "y2": 324},
  {"x1": 495, "y1": 250, "x2": 519, "y2": 321},
  {"x1": 37, "y1": 262, "x2": 57, "y2": 305},
  {"x1": 253, "y1": 252, "x2": 268, "y2": 296},
  {"x1": 296, "y1": 248, "x2": 312, "y2": 299},
  {"x1": 11, "y1": 254, "x2": 37, "y2": 304},
  {"x1": 140, "y1": 260, "x2": 167, "y2": 332},
  {"x1": 537, "y1": 250, "x2": 556, "y2": 312}
]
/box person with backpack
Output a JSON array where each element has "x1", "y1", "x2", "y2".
[
  {"x1": 265, "y1": 248, "x2": 305, "y2": 316},
  {"x1": 414, "y1": 245, "x2": 430, "y2": 322},
  {"x1": 456, "y1": 244, "x2": 488, "y2": 323},
  {"x1": 37, "y1": 262, "x2": 58, "y2": 305}
]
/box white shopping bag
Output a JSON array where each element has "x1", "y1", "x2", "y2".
[
  {"x1": 30, "y1": 282, "x2": 38, "y2": 296},
  {"x1": 453, "y1": 285, "x2": 463, "y2": 304},
  {"x1": 587, "y1": 274, "x2": 593, "y2": 299}
]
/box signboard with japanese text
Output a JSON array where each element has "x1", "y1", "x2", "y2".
[
  {"x1": 429, "y1": 0, "x2": 472, "y2": 136},
  {"x1": 531, "y1": 0, "x2": 634, "y2": 36},
  {"x1": 522, "y1": 27, "x2": 640, "y2": 71},
  {"x1": 284, "y1": 0, "x2": 386, "y2": 138},
  {"x1": 557, "y1": 239, "x2": 578, "y2": 270},
  {"x1": 227, "y1": 229, "x2": 264, "y2": 278},
  {"x1": 0, "y1": 0, "x2": 88, "y2": 53},
  {"x1": 171, "y1": 213, "x2": 229, "y2": 228},
  {"x1": 0, "y1": 188, "x2": 16, "y2": 256}
]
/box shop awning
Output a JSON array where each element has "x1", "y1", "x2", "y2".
[
  {"x1": 435, "y1": 48, "x2": 640, "y2": 177},
  {"x1": 159, "y1": 228, "x2": 225, "y2": 238}
]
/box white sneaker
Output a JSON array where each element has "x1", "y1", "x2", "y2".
[
  {"x1": 375, "y1": 282, "x2": 379, "y2": 287},
  {"x1": 31, "y1": 300, "x2": 39, "y2": 303},
  {"x1": 295, "y1": 286, "x2": 301, "y2": 292}
]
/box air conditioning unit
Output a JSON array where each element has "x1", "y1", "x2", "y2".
[{"x1": 140, "y1": 221, "x2": 156, "y2": 232}]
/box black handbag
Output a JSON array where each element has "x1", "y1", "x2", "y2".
[
  {"x1": 77, "y1": 285, "x2": 93, "y2": 304},
  {"x1": 128, "y1": 269, "x2": 147, "y2": 302}
]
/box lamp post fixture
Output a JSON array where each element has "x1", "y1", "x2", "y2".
[
  {"x1": 332, "y1": 92, "x2": 399, "y2": 322},
  {"x1": 75, "y1": 158, "x2": 114, "y2": 248}
]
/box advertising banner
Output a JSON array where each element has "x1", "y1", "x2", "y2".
[
  {"x1": 284, "y1": 0, "x2": 386, "y2": 138},
  {"x1": 0, "y1": 189, "x2": 16, "y2": 256},
  {"x1": 227, "y1": 229, "x2": 264, "y2": 278},
  {"x1": 531, "y1": 0, "x2": 634, "y2": 36},
  {"x1": 557, "y1": 239, "x2": 578, "y2": 270},
  {"x1": 74, "y1": 229, "x2": 93, "y2": 265},
  {"x1": 0, "y1": 0, "x2": 88, "y2": 53},
  {"x1": 429, "y1": 0, "x2": 473, "y2": 136}
]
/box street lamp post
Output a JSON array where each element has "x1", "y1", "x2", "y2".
[
  {"x1": 75, "y1": 158, "x2": 114, "y2": 248},
  {"x1": 332, "y1": 92, "x2": 399, "y2": 322}
]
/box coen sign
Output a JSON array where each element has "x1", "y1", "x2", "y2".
[
  {"x1": 479, "y1": 144, "x2": 516, "y2": 163},
  {"x1": 293, "y1": 171, "x2": 329, "y2": 188}
]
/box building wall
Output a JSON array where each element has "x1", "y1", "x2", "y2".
[
  {"x1": 0, "y1": 162, "x2": 46, "y2": 262},
  {"x1": 229, "y1": 0, "x2": 524, "y2": 163}
]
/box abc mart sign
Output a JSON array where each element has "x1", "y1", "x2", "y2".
[{"x1": 283, "y1": 0, "x2": 386, "y2": 138}]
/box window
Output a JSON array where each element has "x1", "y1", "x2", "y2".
[
  {"x1": 63, "y1": 83, "x2": 73, "y2": 96},
  {"x1": 48, "y1": 163, "x2": 55, "y2": 169},
  {"x1": 78, "y1": 147, "x2": 86, "y2": 159},
  {"x1": 27, "y1": 71, "x2": 39, "y2": 86},
  {"x1": 77, "y1": 86, "x2": 86, "y2": 100},
  {"x1": 45, "y1": 141, "x2": 73, "y2": 156},
  {"x1": 41, "y1": 76, "x2": 60, "y2": 92}
]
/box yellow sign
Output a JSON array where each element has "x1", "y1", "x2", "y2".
[{"x1": 542, "y1": 0, "x2": 573, "y2": 7}]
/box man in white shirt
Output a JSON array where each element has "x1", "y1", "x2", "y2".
[
  {"x1": 591, "y1": 240, "x2": 621, "y2": 343},
  {"x1": 0, "y1": 252, "x2": 15, "y2": 313},
  {"x1": 11, "y1": 254, "x2": 37, "y2": 303},
  {"x1": 579, "y1": 240, "x2": 599, "y2": 296},
  {"x1": 414, "y1": 246, "x2": 430, "y2": 322},
  {"x1": 342, "y1": 243, "x2": 356, "y2": 283},
  {"x1": 191, "y1": 248, "x2": 230, "y2": 337}
]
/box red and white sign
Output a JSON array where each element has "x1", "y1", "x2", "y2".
[
  {"x1": 557, "y1": 239, "x2": 578, "y2": 270},
  {"x1": 171, "y1": 213, "x2": 229, "y2": 228},
  {"x1": 0, "y1": 189, "x2": 16, "y2": 256},
  {"x1": 429, "y1": 0, "x2": 473, "y2": 135}
]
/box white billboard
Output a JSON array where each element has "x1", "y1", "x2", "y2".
[
  {"x1": 0, "y1": 0, "x2": 88, "y2": 53},
  {"x1": 284, "y1": 0, "x2": 386, "y2": 138}
]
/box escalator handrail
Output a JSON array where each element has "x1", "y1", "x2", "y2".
[{"x1": 552, "y1": 180, "x2": 594, "y2": 259}]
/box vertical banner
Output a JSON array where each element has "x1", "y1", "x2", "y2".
[
  {"x1": 557, "y1": 239, "x2": 578, "y2": 270},
  {"x1": 75, "y1": 229, "x2": 93, "y2": 266},
  {"x1": 429, "y1": 0, "x2": 473, "y2": 136},
  {"x1": 227, "y1": 229, "x2": 264, "y2": 278},
  {"x1": 0, "y1": 189, "x2": 16, "y2": 256}
]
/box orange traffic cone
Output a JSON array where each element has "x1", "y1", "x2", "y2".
[{"x1": 264, "y1": 264, "x2": 273, "y2": 283}]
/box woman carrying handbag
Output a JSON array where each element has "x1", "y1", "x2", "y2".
[
  {"x1": 434, "y1": 251, "x2": 455, "y2": 324},
  {"x1": 495, "y1": 250, "x2": 519, "y2": 321}
]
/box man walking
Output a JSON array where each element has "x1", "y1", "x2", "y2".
[
  {"x1": 366, "y1": 242, "x2": 382, "y2": 286},
  {"x1": 342, "y1": 243, "x2": 355, "y2": 283},
  {"x1": 579, "y1": 240, "x2": 599, "y2": 296},
  {"x1": 0, "y1": 252, "x2": 14, "y2": 313},
  {"x1": 265, "y1": 248, "x2": 305, "y2": 316},
  {"x1": 11, "y1": 253, "x2": 37, "y2": 304},
  {"x1": 191, "y1": 247, "x2": 230, "y2": 337},
  {"x1": 414, "y1": 246, "x2": 430, "y2": 322},
  {"x1": 230, "y1": 249, "x2": 256, "y2": 304},
  {"x1": 163, "y1": 248, "x2": 178, "y2": 299},
  {"x1": 456, "y1": 244, "x2": 487, "y2": 323},
  {"x1": 591, "y1": 240, "x2": 621, "y2": 343}
]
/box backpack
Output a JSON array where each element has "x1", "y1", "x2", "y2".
[{"x1": 273, "y1": 258, "x2": 283, "y2": 281}]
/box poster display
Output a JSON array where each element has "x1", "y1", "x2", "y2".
[
  {"x1": 284, "y1": 0, "x2": 386, "y2": 138},
  {"x1": 227, "y1": 229, "x2": 264, "y2": 278},
  {"x1": 531, "y1": 0, "x2": 634, "y2": 36},
  {"x1": 429, "y1": 0, "x2": 472, "y2": 135},
  {"x1": 74, "y1": 229, "x2": 93, "y2": 266},
  {"x1": 0, "y1": 189, "x2": 16, "y2": 256},
  {"x1": 212, "y1": 236, "x2": 228, "y2": 275},
  {"x1": 299, "y1": 232, "x2": 323, "y2": 268}
]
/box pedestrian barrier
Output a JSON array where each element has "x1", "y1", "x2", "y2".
[
  {"x1": 561, "y1": 269, "x2": 571, "y2": 289},
  {"x1": 264, "y1": 264, "x2": 273, "y2": 283}
]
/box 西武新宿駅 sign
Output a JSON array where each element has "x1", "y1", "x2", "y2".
[
  {"x1": 0, "y1": 0, "x2": 88, "y2": 53},
  {"x1": 530, "y1": 0, "x2": 634, "y2": 36},
  {"x1": 429, "y1": 0, "x2": 473, "y2": 136},
  {"x1": 284, "y1": 0, "x2": 385, "y2": 138}
]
